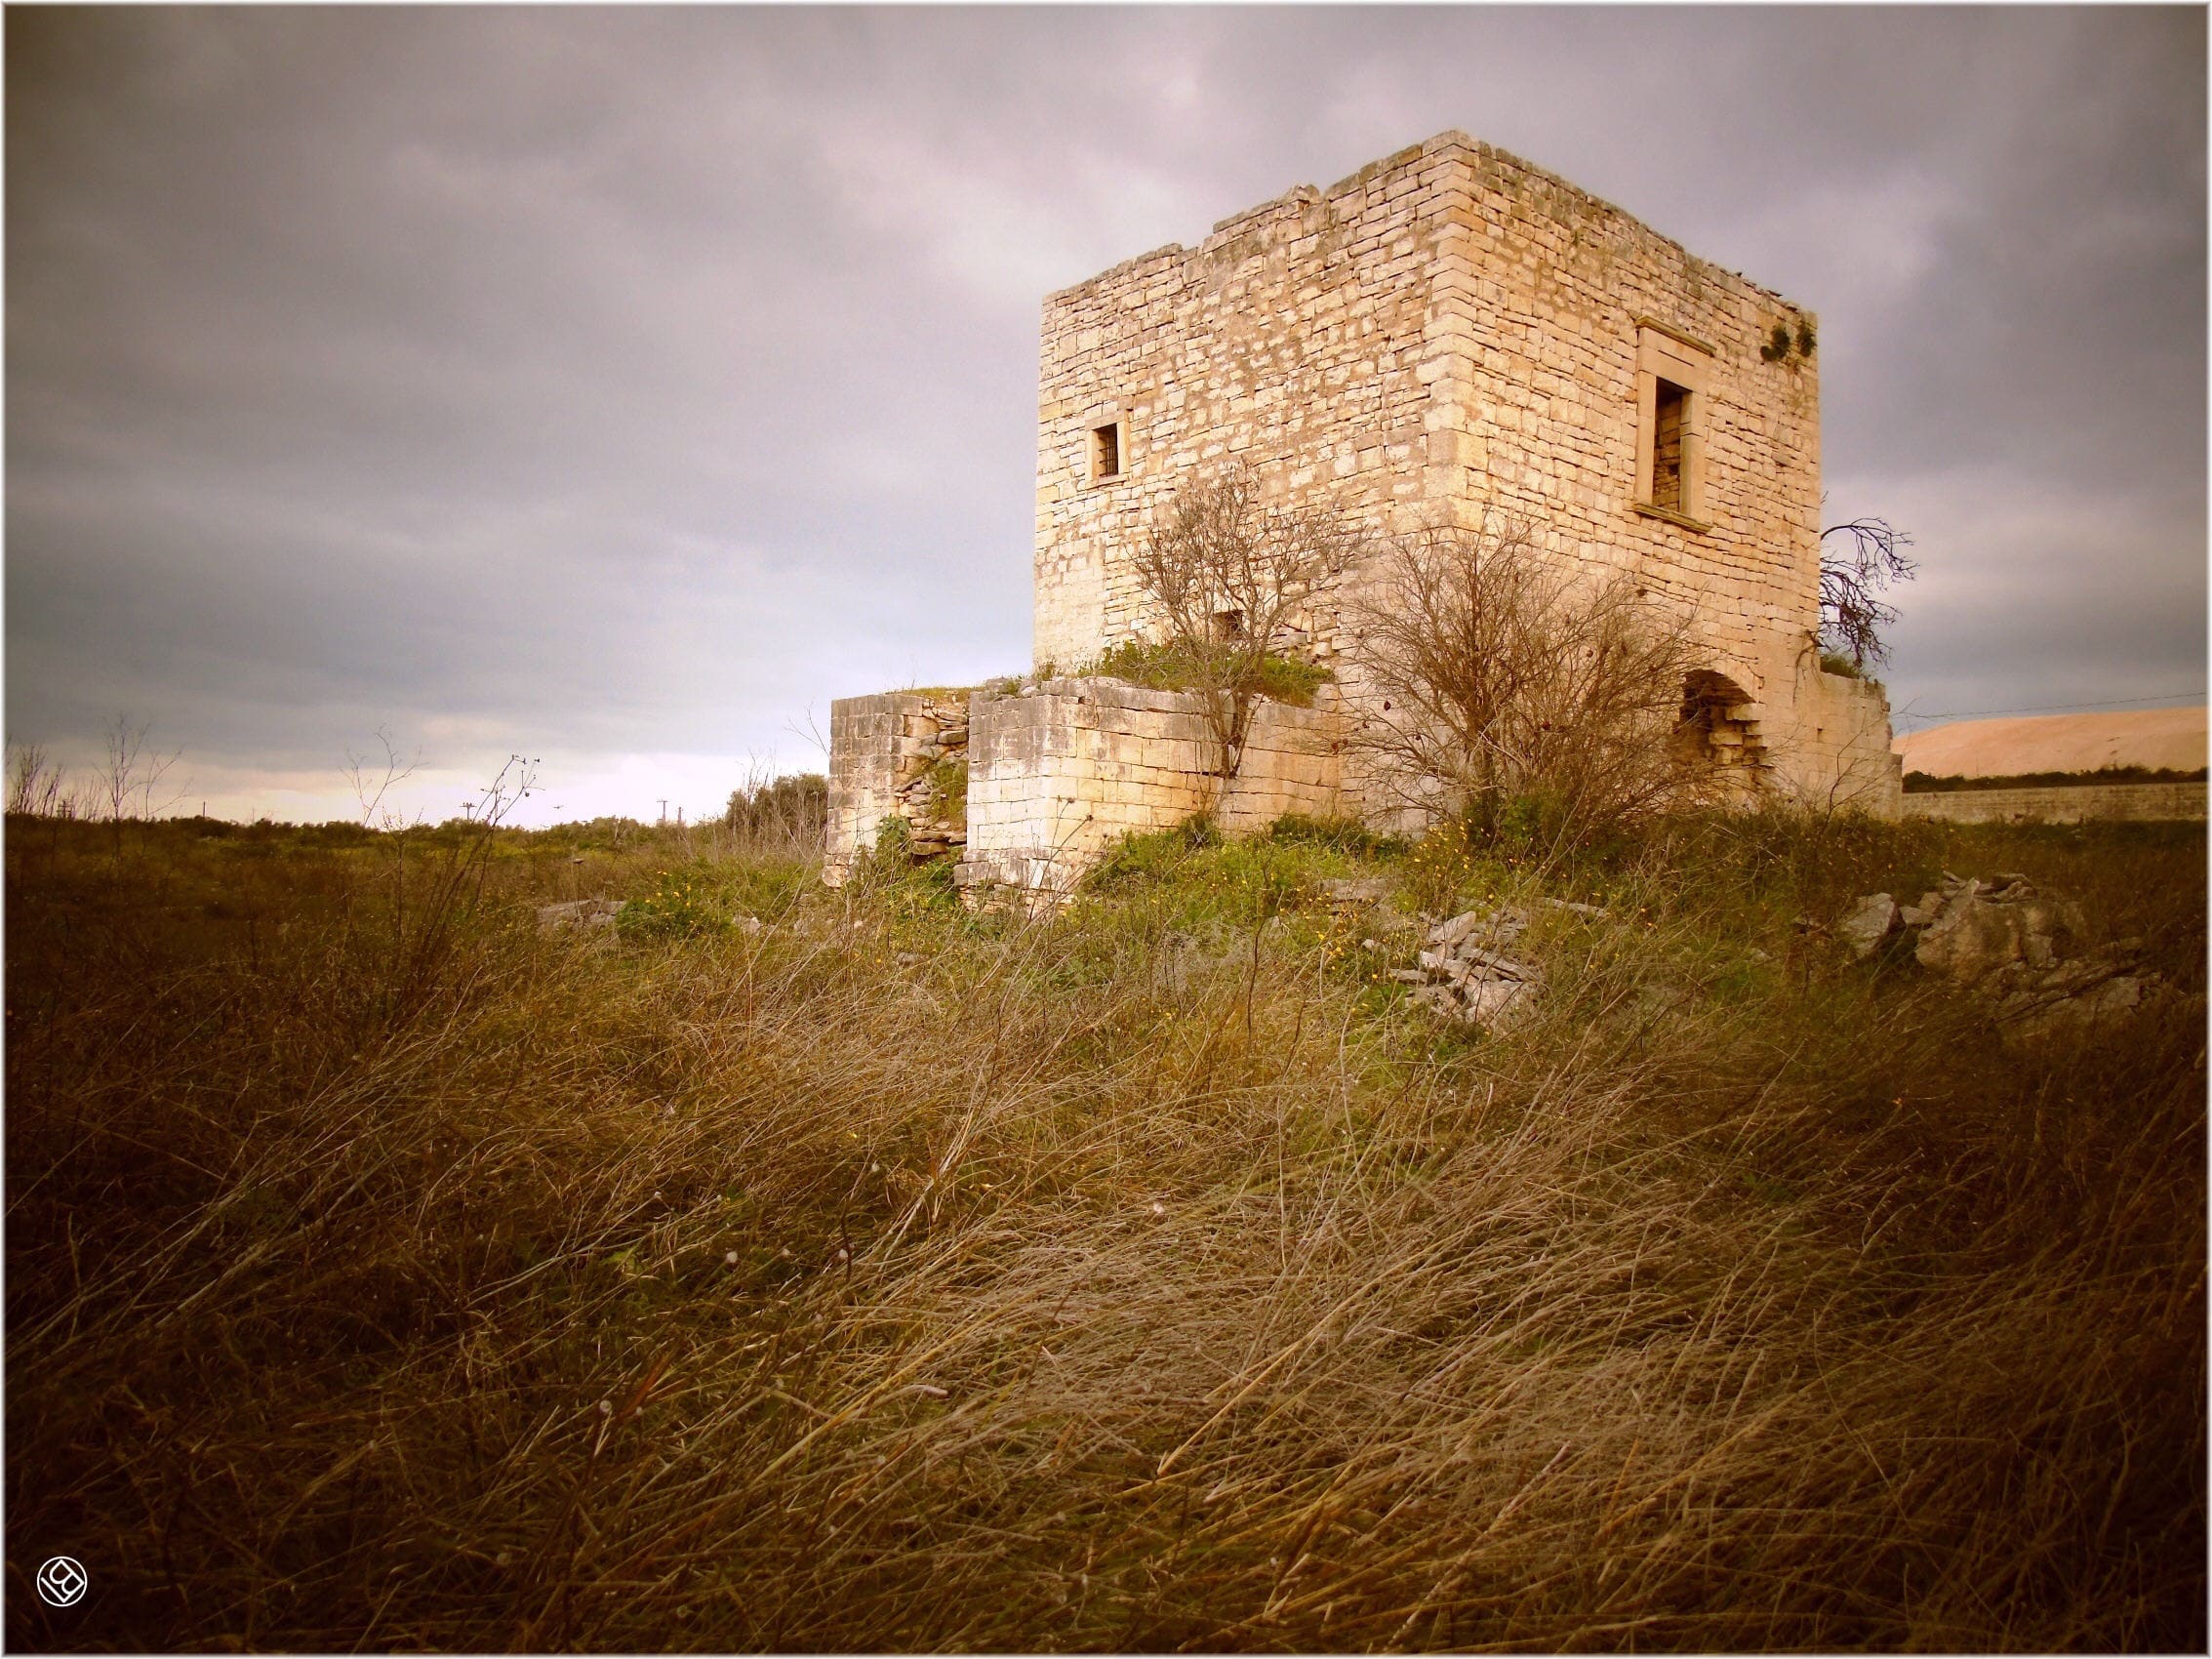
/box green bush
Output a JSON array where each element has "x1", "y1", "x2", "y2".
[{"x1": 1265, "y1": 812, "x2": 1406, "y2": 857}]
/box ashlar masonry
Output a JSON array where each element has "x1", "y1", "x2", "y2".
[{"x1": 829, "y1": 132, "x2": 1901, "y2": 893}]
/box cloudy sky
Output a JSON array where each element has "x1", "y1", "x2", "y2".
[{"x1": 8, "y1": 6, "x2": 2204, "y2": 825}]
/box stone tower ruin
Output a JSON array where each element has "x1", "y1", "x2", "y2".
[{"x1": 828, "y1": 133, "x2": 1901, "y2": 894}]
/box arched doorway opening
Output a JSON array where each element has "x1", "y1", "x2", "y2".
[{"x1": 1671, "y1": 670, "x2": 1767, "y2": 795}]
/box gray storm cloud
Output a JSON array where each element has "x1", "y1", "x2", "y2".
[{"x1": 7, "y1": 6, "x2": 2203, "y2": 821}]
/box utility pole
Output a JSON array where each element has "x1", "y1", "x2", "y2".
[{"x1": 657, "y1": 798, "x2": 668, "y2": 826}]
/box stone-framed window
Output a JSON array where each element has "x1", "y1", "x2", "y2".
[
  {"x1": 1632, "y1": 319, "x2": 1713, "y2": 529},
  {"x1": 1086, "y1": 416, "x2": 1129, "y2": 486}
]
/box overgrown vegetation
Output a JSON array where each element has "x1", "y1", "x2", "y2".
[
  {"x1": 722, "y1": 769, "x2": 826, "y2": 846},
  {"x1": 1348, "y1": 513, "x2": 1709, "y2": 842},
  {"x1": 7, "y1": 803, "x2": 2202, "y2": 1651},
  {"x1": 923, "y1": 754, "x2": 969, "y2": 831},
  {"x1": 1085, "y1": 637, "x2": 1334, "y2": 708}
]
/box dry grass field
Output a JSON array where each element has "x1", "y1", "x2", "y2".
[{"x1": 6, "y1": 805, "x2": 2203, "y2": 1651}]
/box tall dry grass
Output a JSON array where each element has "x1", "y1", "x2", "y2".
[{"x1": 6, "y1": 812, "x2": 2202, "y2": 1650}]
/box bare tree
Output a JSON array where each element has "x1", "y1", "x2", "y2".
[
  {"x1": 345, "y1": 727, "x2": 422, "y2": 830},
  {"x1": 96, "y1": 716, "x2": 183, "y2": 858},
  {"x1": 1348, "y1": 514, "x2": 1708, "y2": 840},
  {"x1": 1819, "y1": 517, "x2": 1916, "y2": 670},
  {"x1": 7, "y1": 743, "x2": 87, "y2": 820},
  {"x1": 1129, "y1": 462, "x2": 1366, "y2": 780}
]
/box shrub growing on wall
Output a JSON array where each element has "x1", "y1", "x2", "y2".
[{"x1": 1129, "y1": 462, "x2": 1366, "y2": 782}]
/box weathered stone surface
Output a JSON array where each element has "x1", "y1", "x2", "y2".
[
  {"x1": 1456, "y1": 944, "x2": 1541, "y2": 984},
  {"x1": 1399, "y1": 905, "x2": 1546, "y2": 1030},
  {"x1": 2000, "y1": 973, "x2": 2146, "y2": 1044},
  {"x1": 957, "y1": 680, "x2": 1343, "y2": 897},
  {"x1": 1461, "y1": 978, "x2": 1538, "y2": 1030},
  {"x1": 824, "y1": 689, "x2": 973, "y2": 884},
  {"x1": 832, "y1": 131, "x2": 1905, "y2": 899},
  {"x1": 1866, "y1": 874, "x2": 2162, "y2": 1043},
  {"x1": 1838, "y1": 892, "x2": 1901, "y2": 959},
  {"x1": 1031, "y1": 132, "x2": 1898, "y2": 820},
  {"x1": 1915, "y1": 889, "x2": 2076, "y2": 984}
]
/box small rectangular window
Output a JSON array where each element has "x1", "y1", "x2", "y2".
[
  {"x1": 1091, "y1": 422, "x2": 1121, "y2": 481},
  {"x1": 1632, "y1": 320, "x2": 1712, "y2": 526},
  {"x1": 1650, "y1": 379, "x2": 1687, "y2": 512}
]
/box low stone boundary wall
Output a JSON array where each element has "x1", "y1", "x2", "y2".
[
  {"x1": 1902, "y1": 782, "x2": 2206, "y2": 824},
  {"x1": 960, "y1": 677, "x2": 1345, "y2": 896}
]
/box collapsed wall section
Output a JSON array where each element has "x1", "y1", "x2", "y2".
[
  {"x1": 959, "y1": 679, "x2": 1344, "y2": 897},
  {"x1": 824, "y1": 690, "x2": 970, "y2": 885}
]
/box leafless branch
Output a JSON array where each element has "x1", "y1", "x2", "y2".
[
  {"x1": 345, "y1": 726, "x2": 422, "y2": 830},
  {"x1": 1819, "y1": 517, "x2": 1916, "y2": 668}
]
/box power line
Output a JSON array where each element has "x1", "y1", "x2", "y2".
[{"x1": 1895, "y1": 691, "x2": 2206, "y2": 728}]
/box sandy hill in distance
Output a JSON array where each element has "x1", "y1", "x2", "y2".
[{"x1": 1894, "y1": 706, "x2": 2207, "y2": 780}]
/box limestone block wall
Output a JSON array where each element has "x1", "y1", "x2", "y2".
[
  {"x1": 1034, "y1": 130, "x2": 1867, "y2": 813},
  {"x1": 1902, "y1": 782, "x2": 2208, "y2": 825},
  {"x1": 1034, "y1": 142, "x2": 1456, "y2": 671},
  {"x1": 1766, "y1": 666, "x2": 1905, "y2": 815},
  {"x1": 824, "y1": 691, "x2": 970, "y2": 885},
  {"x1": 960, "y1": 678, "x2": 1344, "y2": 896}
]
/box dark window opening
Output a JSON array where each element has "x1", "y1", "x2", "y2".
[
  {"x1": 1651, "y1": 379, "x2": 1687, "y2": 511},
  {"x1": 1211, "y1": 608, "x2": 1246, "y2": 643},
  {"x1": 1092, "y1": 423, "x2": 1121, "y2": 481}
]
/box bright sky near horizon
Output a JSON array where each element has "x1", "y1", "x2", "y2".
[{"x1": 8, "y1": 7, "x2": 2205, "y2": 826}]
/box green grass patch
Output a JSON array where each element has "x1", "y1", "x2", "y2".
[{"x1": 1084, "y1": 637, "x2": 1335, "y2": 708}]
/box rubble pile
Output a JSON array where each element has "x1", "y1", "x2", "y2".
[
  {"x1": 1848, "y1": 871, "x2": 2166, "y2": 1042},
  {"x1": 1387, "y1": 900, "x2": 1599, "y2": 1031},
  {"x1": 536, "y1": 898, "x2": 622, "y2": 935}
]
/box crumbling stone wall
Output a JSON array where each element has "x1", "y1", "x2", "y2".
[
  {"x1": 1032, "y1": 131, "x2": 1889, "y2": 812},
  {"x1": 824, "y1": 679, "x2": 1342, "y2": 896},
  {"x1": 1779, "y1": 667, "x2": 1905, "y2": 815},
  {"x1": 824, "y1": 691, "x2": 969, "y2": 886}
]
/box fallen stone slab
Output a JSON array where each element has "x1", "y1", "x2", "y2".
[
  {"x1": 1461, "y1": 977, "x2": 1539, "y2": 1030},
  {"x1": 1838, "y1": 892, "x2": 1901, "y2": 959},
  {"x1": 1322, "y1": 876, "x2": 1394, "y2": 908},
  {"x1": 1453, "y1": 944, "x2": 1542, "y2": 984}
]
